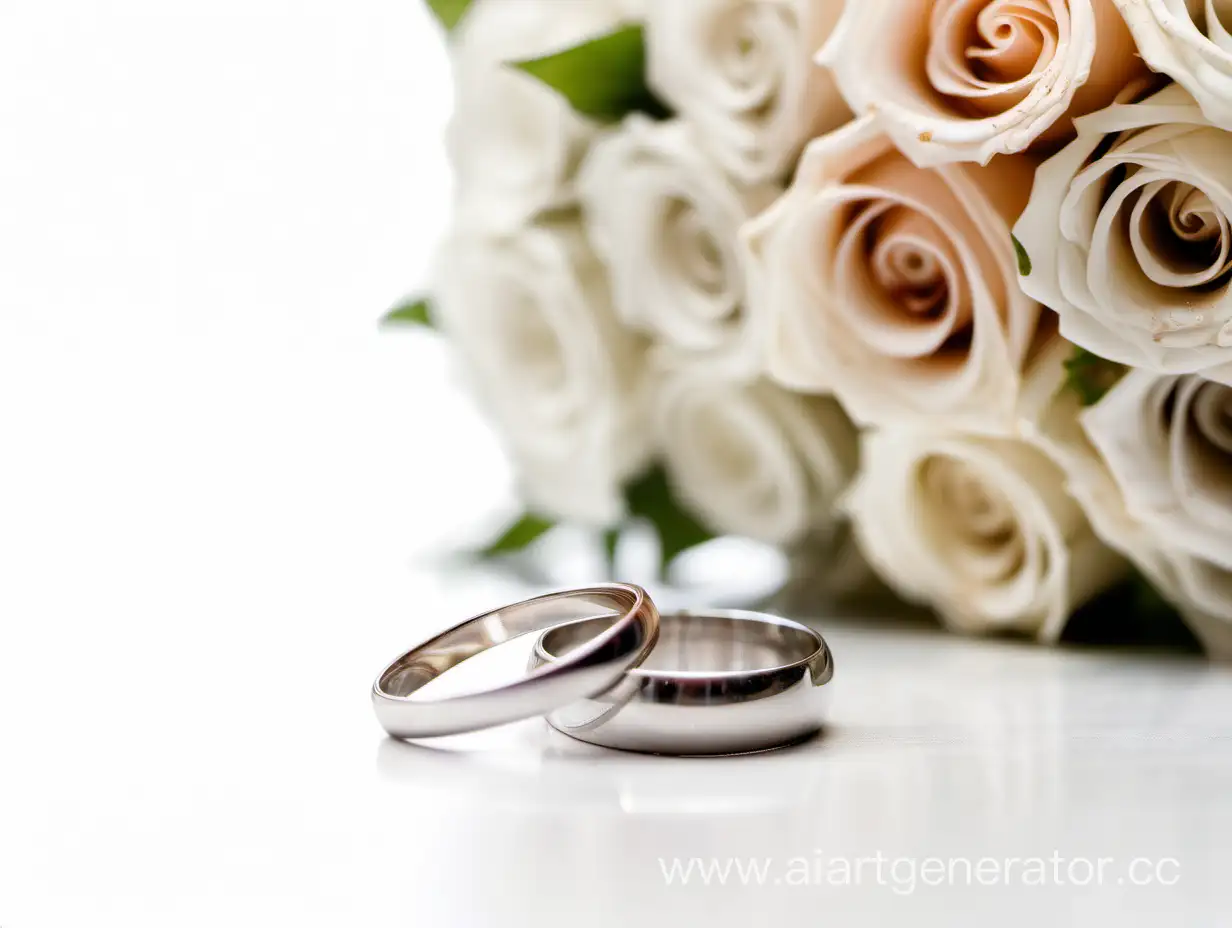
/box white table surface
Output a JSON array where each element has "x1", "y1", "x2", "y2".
[
  {"x1": 3, "y1": 327, "x2": 1229, "y2": 928},
  {"x1": 2, "y1": 4, "x2": 1231, "y2": 925}
]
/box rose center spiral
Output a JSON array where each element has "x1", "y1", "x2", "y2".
[
  {"x1": 926, "y1": 0, "x2": 1060, "y2": 115},
  {"x1": 921, "y1": 455, "x2": 1025, "y2": 582},
  {"x1": 712, "y1": 3, "x2": 790, "y2": 107},
  {"x1": 663, "y1": 197, "x2": 728, "y2": 299},
  {"x1": 871, "y1": 224, "x2": 950, "y2": 318},
  {"x1": 1122, "y1": 177, "x2": 1232, "y2": 289},
  {"x1": 501, "y1": 287, "x2": 568, "y2": 397}
]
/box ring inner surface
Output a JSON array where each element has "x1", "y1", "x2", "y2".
[
  {"x1": 540, "y1": 612, "x2": 817, "y2": 675},
  {"x1": 378, "y1": 589, "x2": 636, "y2": 699}
]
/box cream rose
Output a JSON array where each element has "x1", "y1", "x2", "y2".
[
  {"x1": 819, "y1": 0, "x2": 1146, "y2": 166},
  {"x1": 1082, "y1": 370, "x2": 1232, "y2": 656},
  {"x1": 447, "y1": 0, "x2": 635, "y2": 233},
  {"x1": 653, "y1": 364, "x2": 858, "y2": 545},
  {"x1": 1016, "y1": 83, "x2": 1232, "y2": 385},
  {"x1": 432, "y1": 219, "x2": 649, "y2": 525},
  {"x1": 1016, "y1": 337, "x2": 1170, "y2": 578},
  {"x1": 1113, "y1": 0, "x2": 1232, "y2": 130},
  {"x1": 580, "y1": 118, "x2": 780, "y2": 377},
  {"x1": 743, "y1": 114, "x2": 1046, "y2": 432},
  {"x1": 845, "y1": 428, "x2": 1125, "y2": 640},
  {"x1": 645, "y1": 0, "x2": 850, "y2": 184}
]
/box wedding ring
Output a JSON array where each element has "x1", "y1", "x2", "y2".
[
  {"x1": 372, "y1": 584, "x2": 659, "y2": 739},
  {"x1": 530, "y1": 609, "x2": 833, "y2": 756}
]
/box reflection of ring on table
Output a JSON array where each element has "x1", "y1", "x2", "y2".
[
  {"x1": 530, "y1": 609, "x2": 834, "y2": 756},
  {"x1": 372, "y1": 583, "x2": 659, "y2": 739}
]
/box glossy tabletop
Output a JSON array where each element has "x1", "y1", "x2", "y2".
[{"x1": 3, "y1": 326, "x2": 1229, "y2": 926}]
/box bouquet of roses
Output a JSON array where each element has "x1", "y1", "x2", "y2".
[{"x1": 390, "y1": 0, "x2": 1232, "y2": 658}]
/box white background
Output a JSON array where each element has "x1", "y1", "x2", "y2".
[{"x1": 1, "y1": 2, "x2": 1230, "y2": 925}]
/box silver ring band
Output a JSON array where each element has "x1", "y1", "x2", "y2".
[
  {"x1": 530, "y1": 609, "x2": 833, "y2": 756},
  {"x1": 372, "y1": 583, "x2": 659, "y2": 739}
]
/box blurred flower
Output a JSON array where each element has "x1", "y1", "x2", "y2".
[
  {"x1": 1016, "y1": 83, "x2": 1232, "y2": 385},
  {"x1": 820, "y1": 0, "x2": 1145, "y2": 165},
  {"x1": 1083, "y1": 370, "x2": 1232, "y2": 656},
  {"x1": 743, "y1": 114, "x2": 1046, "y2": 432},
  {"x1": 1016, "y1": 338, "x2": 1163, "y2": 579},
  {"x1": 432, "y1": 218, "x2": 649, "y2": 525},
  {"x1": 653, "y1": 363, "x2": 857, "y2": 545},
  {"x1": 646, "y1": 0, "x2": 849, "y2": 184},
  {"x1": 580, "y1": 117, "x2": 779, "y2": 378},
  {"x1": 447, "y1": 0, "x2": 636, "y2": 232},
  {"x1": 846, "y1": 428, "x2": 1124, "y2": 640}
]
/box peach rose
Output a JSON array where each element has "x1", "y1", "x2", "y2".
[
  {"x1": 819, "y1": 0, "x2": 1147, "y2": 165},
  {"x1": 742, "y1": 114, "x2": 1047, "y2": 432}
]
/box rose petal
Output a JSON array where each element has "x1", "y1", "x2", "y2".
[
  {"x1": 742, "y1": 115, "x2": 1043, "y2": 431},
  {"x1": 821, "y1": 0, "x2": 1146, "y2": 165},
  {"x1": 654, "y1": 364, "x2": 857, "y2": 544}
]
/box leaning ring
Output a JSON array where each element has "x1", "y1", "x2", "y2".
[
  {"x1": 372, "y1": 583, "x2": 660, "y2": 739},
  {"x1": 530, "y1": 609, "x2": 833, "y2": 756}
]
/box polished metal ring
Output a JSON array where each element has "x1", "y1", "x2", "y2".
[
  {"x1": 530, "y1": 609, "x2": 834, "y2": 756},
  {"x1": 372, "y1": 584, "x2": 659, "y2": 739}
]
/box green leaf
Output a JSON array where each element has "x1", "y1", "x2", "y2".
[
  {"x1": 1063, "y1": 346, "x2": 1124, "y2": 406},
  {"x1": 424, "y1": 0, "x2": 473, "y2": 33},
  {"x1": 381, "y1": 297, "x2": 433, "y2": 329},
  {"x1": 479, "y1": 513, "x2": 556, "y2": 558},
  {"x1": 1012, "y1": 234, "x2": 1032, "y2": 276},
  {"x1": 624, "y1": 465, "x2": 714, "y2": 575},
  {"x1": 601, "y1": 527, "x2": 621, "y2": 574},
  {"x1": 511, "y1": 25, "x2": 670, "y2": 124}
]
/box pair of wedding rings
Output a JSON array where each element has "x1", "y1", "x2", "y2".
[{"x1": 371, "y1": 583, "x2": 834, "y2": 756}]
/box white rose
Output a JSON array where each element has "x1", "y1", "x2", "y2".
[
  {"x1": 447, "y1": 0, "x2": 635, "y2": 232},
  {"x1": 1172, "y1": 556, "x2": 1232, "y2": 659},
  {"x1": 580, "y1": 118, "x2": 780, "y2": 377},
  {"x1": 1016, "y1": 337, "x2": 1169, "y2": 580},
  {"x1": 653, "y1": 364, "x2": 857, "y2": 545},
  {"x1": 1082, "y1": 369, "x2": 1232, "y2": 656},
  {"x1": 614, "y1": 0, "x2": 647, "y2": 16},
  {"x1": 646, "y1": 0, "x2": 850, "y2": 184},
  {"x1": 845, "y1": 429, "x2": 1124, "y2": 640},
  {"x1": 432, "y1": 219, "x2": 649, "y2": 525},
  {"x1": 819, "y1": 0, "x2": 1147, "y2": 166},
  {"x1": 742, "y1": 115, "x2": 1045, "y2": 433},
  {"x1": 1113, "y1": 0, "x2": 1232, "y2": 131},
  {"x1": 1015, "y1": 83, "x2": 1232, "y2": 385}
]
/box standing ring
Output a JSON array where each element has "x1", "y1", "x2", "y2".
[{"x1": 372, "y1": 583, "x2": 659, "y2": 739}]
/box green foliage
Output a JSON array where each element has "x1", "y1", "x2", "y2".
[
  {"x1": 1064, "y1": 346, "x2": 1125, "y2": 406},
  {"x1": 601, "y1": 527, "x2": 622, "y2": 573},
  {"x1": 511, "y1": 25, "x2": 669, "y2": 123},
  {"x1": 623, "y1": 465, "x2": 714, "y2": 575},
  {"x1": 381, "y1": 297, "x2": 433, "y2": 329},
  {"x1": 424, "y1": 0, "x2": 473, "y2": 32},
  {"x1": 479, "y1": 513, "x2": 556, "y2": 557},
  {"x1": 1012, "y1": 234, "x2": 1032, "y2": 276}
]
